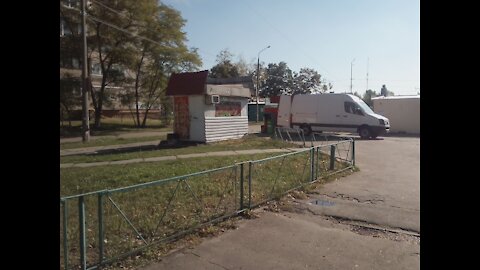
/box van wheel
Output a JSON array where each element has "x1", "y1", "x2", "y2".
[
  {"x1": 300, "y1": 124, "x2": 312, "y2": 136},
  {"x1": 358, "y1": 126, "x2": 371, "y2": 139}
]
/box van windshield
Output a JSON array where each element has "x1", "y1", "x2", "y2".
[{"x1": 352, "y1": 96, "x2": 375, "y2": 115}]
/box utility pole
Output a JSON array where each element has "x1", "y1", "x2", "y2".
[
  {"x1": 81, "y1": 0, "x2": 90, "y2": 142},
  {"x1": 256, "y1": 45, "x2": 270, "y2": 122},
  {"x1": 366, "y1": 57, "x2": 369, "y2": 91},
  {"x1": 350, "y1": 58, "x2": 355, "y2": 94}
]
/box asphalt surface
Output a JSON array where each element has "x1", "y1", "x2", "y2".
[{"x1": 141, "y1": 136, "x2": 420, "y2": 270}]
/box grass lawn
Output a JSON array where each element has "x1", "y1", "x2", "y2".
[
  {"x1": 60, "y1": 147, "x2": 354, "y2": 270},
  {"x1": 60, "y1": 135, "x2": 300, "y2": 164},
  {"x1": 60, "y1": 117, "x2": 173, "y2": 138},
  {"x1": 60, "y1": 153, "x2": 277, "y2": 196}
]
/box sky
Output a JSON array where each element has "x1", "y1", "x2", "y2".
[{"x1": 161, "y1": 0, "x2": 420, "y2": 96}]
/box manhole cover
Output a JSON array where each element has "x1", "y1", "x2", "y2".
[{"x1": 311, "y1": 199, "x2": 335, "y2": 206}]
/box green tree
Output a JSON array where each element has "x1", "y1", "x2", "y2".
[
  {"x1": 363, "y1": 89, "x2": 378, "y2": 107},
  {"x1": 209, "y1": 49, "x2": 240, "y2": 78},
  {"x1": 235, "y1": 55, "x2": 255, "y2": 76},
  {"x1": 261, "y1": 62, "x2": 295, "y2": 96},
  {"x1": 60, "y1": 74, "x2": 82, "y2": 127},
  {"x1": 85, "y1": 0, "x2": 141, "y2": 128},
  {"x1": 128, "y1": 2, "x2": 201, "y2": 127},
  {"x1": 261, "y1": 63, "x2": 331, "y2": 96},
  {"x1": 60, "y1": 0, "x2": 201, "y2": 128},
  {"x1": 292, "y1": 68, "x2": 329, "y2": 94}
]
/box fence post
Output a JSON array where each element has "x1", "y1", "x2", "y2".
[
  {"x1": 98, "y1": 193, "x2": 105, "y2": 266},
  {"x1": 330, "y1": 145, "x2": 336, "y2": 170},
  {"x1": 239, "y1": 163, "x2": 244, "y2": 210},
  {"x1": 248, "y1": 162, "x2": 252, "y2": 208},
  {"x1": 310, "y1": 147, "x2": 315, "y2": 181},
  {"x1": 352, "y1": 139, "x2": 355, "y2": 167},
  {"x1": 316, "y1": 147, "x2": 319, "y2": 180},
  {"x1": 78, "y1": 196, "x2": 87, "y2": 270},
  {"x1": 62, "y1": 200, "x2": 68, "y2": 270}
]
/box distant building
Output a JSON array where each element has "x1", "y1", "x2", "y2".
[
  {"x1": 372, "y1": 95, "x2": 419, "y2": 134},
  {"x1": 59, "y1": 0, "x2": 158, "y2": 121}
]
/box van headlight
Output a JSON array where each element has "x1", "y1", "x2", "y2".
[{"x1": 379, "y1": 119, "x2": 385, "y2": 125}]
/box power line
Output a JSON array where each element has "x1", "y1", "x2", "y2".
[
  {"x1": 88, "y1": 15, "x2": 166, "y2": 47},
  {"x1": 63, "y1": 1, "x2": 215, "y2": 66},
  {"x1": 61, "y1": 3, "x2": 167, "y2": 47},
  {"x1": 89, "y1": 0, "x2": 217, "y2": 58},
  {"x1": 90, "y1": 0, "x2": 131, "y2": 20}
]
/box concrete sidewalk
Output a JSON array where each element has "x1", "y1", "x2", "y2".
[
  {"x1": 140, "y1": 136, "x2": 420, "y2": 270},
  {"x1": 60, "y1": 148, "x2": 303, "y2": 168},
  {"x1": 142, "y1": 210, "x2": 419, "y2": 270}
]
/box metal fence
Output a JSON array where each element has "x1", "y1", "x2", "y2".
[
  {"x1": 274, "y1": 127, "x2": 306, "y2": 147},
  {"x1": 60, "y1": 139, "x2": 355, "y2": 270}
]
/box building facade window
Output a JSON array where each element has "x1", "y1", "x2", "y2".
[{"x1": 91, "y1": 63, "x2": 102, "y2": 75}]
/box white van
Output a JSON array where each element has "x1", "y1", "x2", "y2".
[{"x1": 277, "y1": 93, "x2": 390, "y2": 139}]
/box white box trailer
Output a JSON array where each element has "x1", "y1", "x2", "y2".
[
  {"x1": 277, "y1": 93, "x2": 390, "y2": 139},
  {"x1": 372, "y1": 95, "x2": 419, "y2": 134}
]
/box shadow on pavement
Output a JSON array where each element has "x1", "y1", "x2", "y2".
[{"x1": 85, "y1": 141, "x2": 201, "y2": 156}]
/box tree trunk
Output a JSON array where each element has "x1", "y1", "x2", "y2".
[
  {"x1": 128, "y1": 106, "x2": 137, "y2": 126},
  {"x1": 94, "y1": 109, "x2": 102, "y2": 128},
  {"x1": 141, "y1": 108, "x2": 150, "y2": 127},
  {"x1": 60, "y1": 108, "x2": 65, "y2": 128},
  {"x1": 134, "y1": 51, "x2": 146, "y2": 128},
  {"x1": 135, "y1": 93, "x2": 140, "y2": 128},
  {"x1": 65, "y1": 107, "x2": 72, "y2": 127}
]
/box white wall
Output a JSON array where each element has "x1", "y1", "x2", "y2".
[
  {"x1": 373, "y1": 98, "x2": 420, "y2": 134},
  {"x1": 188, "y1": 95, "x2": 206, "y2": 142},
  {"x1": 205, "y1": 116, "x2": 249, "y2": 142},
  {"x1": 205, "y1": 96, "x2": 249, "y2": 143},
  {"x1": 186, "y1": 96, "x2": 249, "y2": 142}
]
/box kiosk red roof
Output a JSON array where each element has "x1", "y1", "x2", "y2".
[{"x1": 166, "y1": 70, "x2": 208, "y2": 96}]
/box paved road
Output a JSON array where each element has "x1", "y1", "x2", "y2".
[
  {"x1": 142, "y1": 136, "x2": 420, "y2": 270},
  {"x1": 306, "y1": 136, "x2": 420, "y2": 232}
]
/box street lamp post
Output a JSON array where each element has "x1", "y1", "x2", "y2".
[{"x1": 256, "y1": 45, "x2": 270, "y2": 122}]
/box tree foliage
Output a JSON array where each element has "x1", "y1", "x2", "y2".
[
  {"x1": 60, "y1": 0, "x2": 201, "y2": 128},
  {"x1": 293, "y1": 68, "x2": 331, "y2": 94},
  {"x1": 260, "y1": 62, "x2": 331, "y2": 97},
  {"x1": 127, "y1": 2, "x2": 201, "y2": 127},
  {"x1": 261, "y1": 62, "x2": 294, "y2": 97},
  {"x1": 362, "y1": 89, "x2": 378, "y2": 107},
  {"x1": 60, "y1": 74, "x2": 82, "y2": 126},
  {"x1": 209, "y1": 49, "x2": 240, "y2": 78}
]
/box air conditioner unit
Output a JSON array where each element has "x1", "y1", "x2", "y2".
[{"x1": 206, "y1": 95, "x2": 220, "y2": 104}]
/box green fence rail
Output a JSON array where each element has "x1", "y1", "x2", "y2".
[{"x1": 60, "y1": 139, "x2": 354, "y2": 270}]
